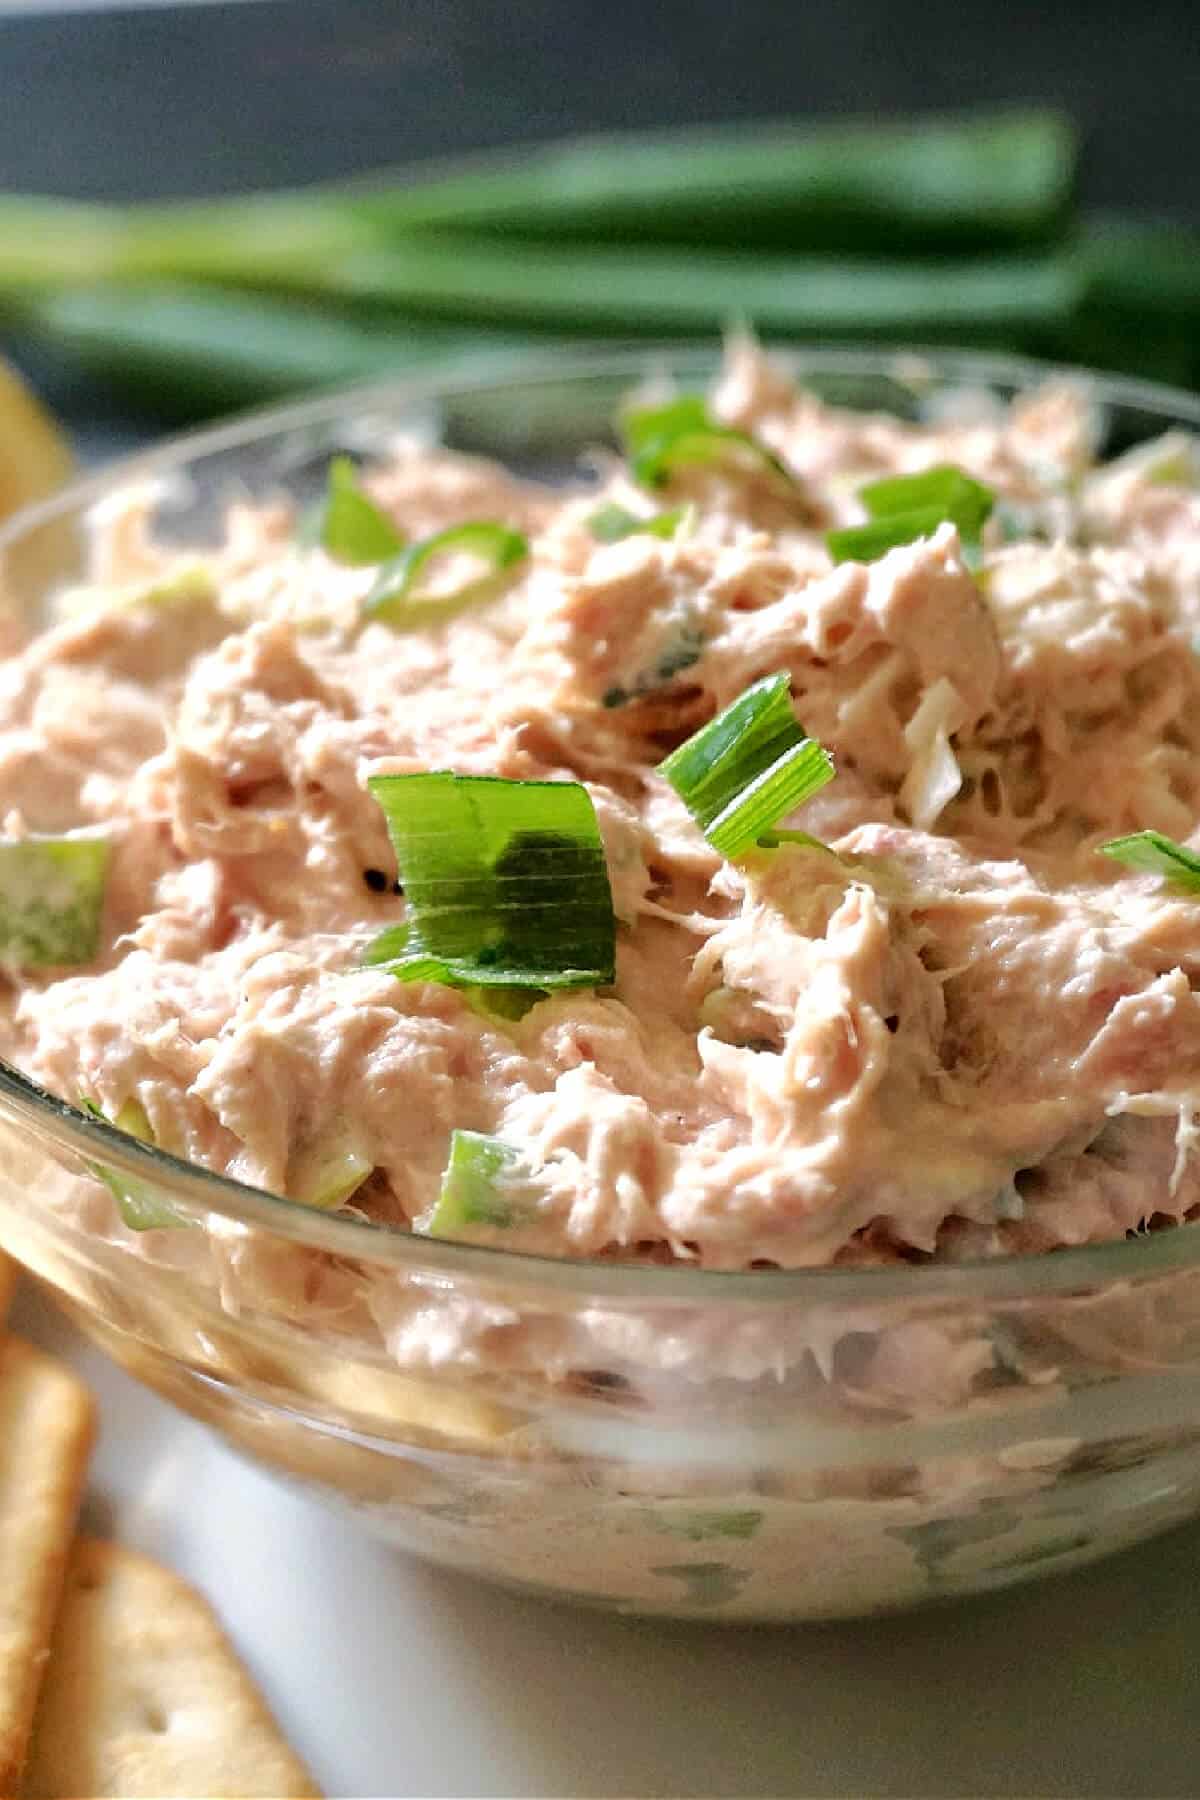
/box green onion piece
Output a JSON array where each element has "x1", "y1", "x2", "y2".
[
  {"x1": 827, "y1": 463, "x2": 995, "y2": 564},
  {"x1": 363, "y1": 772, "x2": 615, "y2": 990},
  {"x1": 304, "y1": 454, "x2": 404, "y2": 565},
  {"x1": 55, "y1": 561, "x2": 217, "y2": 620},
  {"x1": 586, "y1": 502, "x2": 687, "y2": 543},
  {"x1": 658, "y1": 673, "x2": 834, "y2": 860},
  {"x1": 707, "y1": 740, "x2": 834, "y2": 859},
  {"x1": 0, "y1": 835, "x2": 110, "y2": 968},
  {"x1": 464, "y1": 985, "x2": 545, "y2": 1022},
  {"x1": 364, "y1": 522, "x2": 528, "y2": 627},
  {"x1": 1100, "y1": 830, "x2": 1200, "y2": 890},
  {"x1": 622, "y1": 395, "x2": 795, "y2": 492},
  {"x1": 826, "y1": 505, "x2": 949, "y2": 564},
  {"x1": 650, "y1": 1508, "x2": 763, "y2": 1542},
  {"x1": 858, "y1": 464, "x2": 996, "y2": 535},
  {"x1": 288, "y1": 1118, "x2": 373, "y2": 1210},
  {"x1": 623, "y1": 394, "x2": 711, "y2": 454},
  {"x1": 79, "y1": 1097, "x2": 183, "y2": 1231},
  {"x1": 755, "y1": 828, "x2": 834, "y2": 853},
  {"x1": 422, "y1": 1129, "x2": 529, "y2": 1237}
]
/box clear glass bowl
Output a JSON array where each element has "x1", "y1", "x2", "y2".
[{"x1": 4, "y1": 346, "x2": 1200, "y2": 1622}]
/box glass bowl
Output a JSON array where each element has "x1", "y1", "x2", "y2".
[{"x1": 4, "y1": 346, "x2": 1200, "y2": 1622}]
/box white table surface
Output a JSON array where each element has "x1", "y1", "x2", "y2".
[{"x1": 12, "y1": 1276, "x2": 1200, "y2": 1799}]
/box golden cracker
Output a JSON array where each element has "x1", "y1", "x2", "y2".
[
  {"x1": 23, "y1": 1537, "x2": 321, "y2": 1799},
  {"x1": 0, "y1": 1335, "x2": 94, "y2": 1796}
]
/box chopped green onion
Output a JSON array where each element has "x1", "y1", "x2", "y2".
[
  {"x1": 0, "y1": 835, "x2": 110, "y2": 968},
  {"x1": 622, "y1": 394, "x2": 795, "y2": 491},
  {"x1": 826, "y1": 463, "x2": 995, "y2": 564},
  {"x1": 649, "y1": 1508, "x2": 763, "y2": 1542},
  {"x1": 364, "y1": 521, "x2": 528, "y2": 628},
  {"x1": 858, "y1": 464, "x2": 996, "y2": 535},
  {"x1": 755, "y1": 828, "x2": 835, "y2": 853},
  {"x1": 363, "y1": 772, "x2": 615, "y2": 991},
  {"x1": 422, "y1": 1129, "x2": 530, "y2": 1237},
  {"x1": 79, "y1": 1097, "x2": 184, "y2": 1231},
  {"x1": 658, "y1": 673, "x2": 834, "y2": 860},
  {"x1": 55, "y1": 561, "x2": 217, "y2": 620},
  {"x1": 464, "y1": 985, "x2": 545, "y2": 1022},
  {"x1": 586, "y1": 502, "x2": 687, "y2": 543},
  {"x1": 623, "y1": 394, "x2": 711, "y2": 454},
  {"x1": 827, "y1": 506, "x2": 949, "y2": 564},
  {"x1": 303, "y1": 454, "x2": 404, "y2": 565},
  {"x1": 1100, "y1": 830, "x2": 1200, "y2": 890},
  {"x1": 288, "y1": 1117, "x2": 373, "y2": 1210}
]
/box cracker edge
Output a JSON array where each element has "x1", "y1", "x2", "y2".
[
  {"x1": 0, "y1": 1335, "x2": 95, "y2": 1797},
  {"x1": 23, "y1": 1536, "x2": 322, "y2": 1800}
]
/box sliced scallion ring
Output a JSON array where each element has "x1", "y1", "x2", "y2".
[
  {"x1": 658, "y1": 672, "x2": 834, "y2": 860},
  {"x1": 287, "y1": 1116, "x2": 373, "y2": 1210},
  {"x1": 826, "y1": 462, "x2": 995, "y2": 564},
  {"x1": 79, "y1": 1097, "x2": 184, "y2": 1231},
  {"x1": 1100, "y1": 829, "x2": 1200, "y2": 890},
  {"x1": 0, "y1": 834, "x2": 110, "y2": 968},
  {"x1": 421, "y1": 1129, "x2": 529, "y2": 1237},
  {"x1": 303, "y1": 454, "x2": 405, "y2": 565},
  {"x1": 858, "y1": 464, "x2": 996, "y2": 535},
  {"x1": 622, "y1": 394, "x2": 796, "y2": 492},
  {"x1": 364, "y1": 521, "x2": 528, "y2": 628},
  {"x1": 363, "y1": 772, "x2": 615, "y2": 991},
  {"x1": 586, "y1": 501, "x2": 688, "y2": 543}
]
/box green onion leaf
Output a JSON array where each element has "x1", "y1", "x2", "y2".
[
  {"x1": 0, "y1": 835, "x2": 110, "y2": 968},
  {"x1": 422, "y1": 1129, "x2": 530, "y2": 1237},
  {"x1": 79, "y1": 1097, "x2": 184, "y2": 1231},
  {"x1": 304, "y1": 454, "x2": 404, "y2": 565},
  {"x1": 364, "y1": 521, "x2": 528, "y2": 628},
  {"x1": 826, "y1": 463, "x2": 995, "y2": 564},
  {"x1": 859, "y1": 464, "x2": 996, "y2": 534},
  {"x1": 1100, "y1": 829, "x2": 1200, "y2": 890},
  {"x1": 622, "y1": 394, "x2": 795, "y2": 492},
  {"x1": 755, "y1": 827, "x2": 835, "y2": 853},
  {"x1": 658, "y1": 673, "x2": 834, "y2": 860},
  {"x1": 586, "y1": 502, "x2": 687, "y2": 543},
  {"x1": 649, "y1": 1508, "x2": 763, "y2": 1542},
  {"x1": 288, "y1": 1117, "x2": 373, "y2": 1210},
  {"x1": 363, "y1": 772, "x2": 615, "y2": 991}
]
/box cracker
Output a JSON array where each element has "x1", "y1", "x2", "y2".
[
  {"x1": 23, "y1": 1537, "x2": 320, "y2": 1799},
  {"x1": 0, "y1": 1335, "x2": 94, "y2": 1796},
  {"x1": 0, "y1": 1255, "x2": 14, "y2": 1322}
]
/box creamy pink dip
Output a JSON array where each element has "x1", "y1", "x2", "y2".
[{"x1": 5, "y1": 342, "x2": 1200, "y2": 1282}]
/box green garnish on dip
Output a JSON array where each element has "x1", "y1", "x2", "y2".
[
  {"x1": 79, "y1": 1097, "x2": 183, "y2": 1231},
  {"x1": 1100, "y1": 829, "x2": 1200, "y2": 890},
  {"x1": 658, "y1": 672, "x2": 834, "y2": 859},
  {"x1": 422, "y1": 1128, "x2": 530, "y2": 1238},
  {"x1": 586, "y1": 501, "x2": 688, "y2": 544},
  {"x1": 364, "y1": 521, "x2": 528, "y2": 629},
  {"x1": 0, "y1": 835, "x2": 110, "y2": 968},
  {"x1": 287, "y1": 1117, "x2": 373, "y2": 1210},
  {"x1": 622, "y1": 394, "x2": 796, "y2": 491},
  {"x1": 363, "y1": 772, "x2": 616, "y2": 991},
  {"x1": 305, "y1": 454, "x2": 405, "y2": 565},
  {"x1": 826, "y1": 463, "x2": 995, "y2": 564}
]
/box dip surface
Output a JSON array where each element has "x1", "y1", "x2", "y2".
[{"x1": 5, "y1": 342, "x2": 1200, "y2": 1275}]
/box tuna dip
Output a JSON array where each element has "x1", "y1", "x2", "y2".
[{"x1": 5, "y1": 342, "x2": 1200, "y2": 1278}]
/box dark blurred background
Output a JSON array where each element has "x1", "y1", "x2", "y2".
[
  {"x1": 2, "y1": 0, "x2": 1199, "y2": 460},
  {"x1": 4, "y1": 0, "x2": 1197, "y2": 213}
]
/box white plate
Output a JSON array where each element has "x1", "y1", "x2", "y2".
[{"x1": 12, "y1": 1277, "x2": 1200, "y2": 1798}]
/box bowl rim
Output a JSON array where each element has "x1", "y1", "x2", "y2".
[{"x1": 5, "y1": 338, "x2": 1200, "y2": 1308}]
